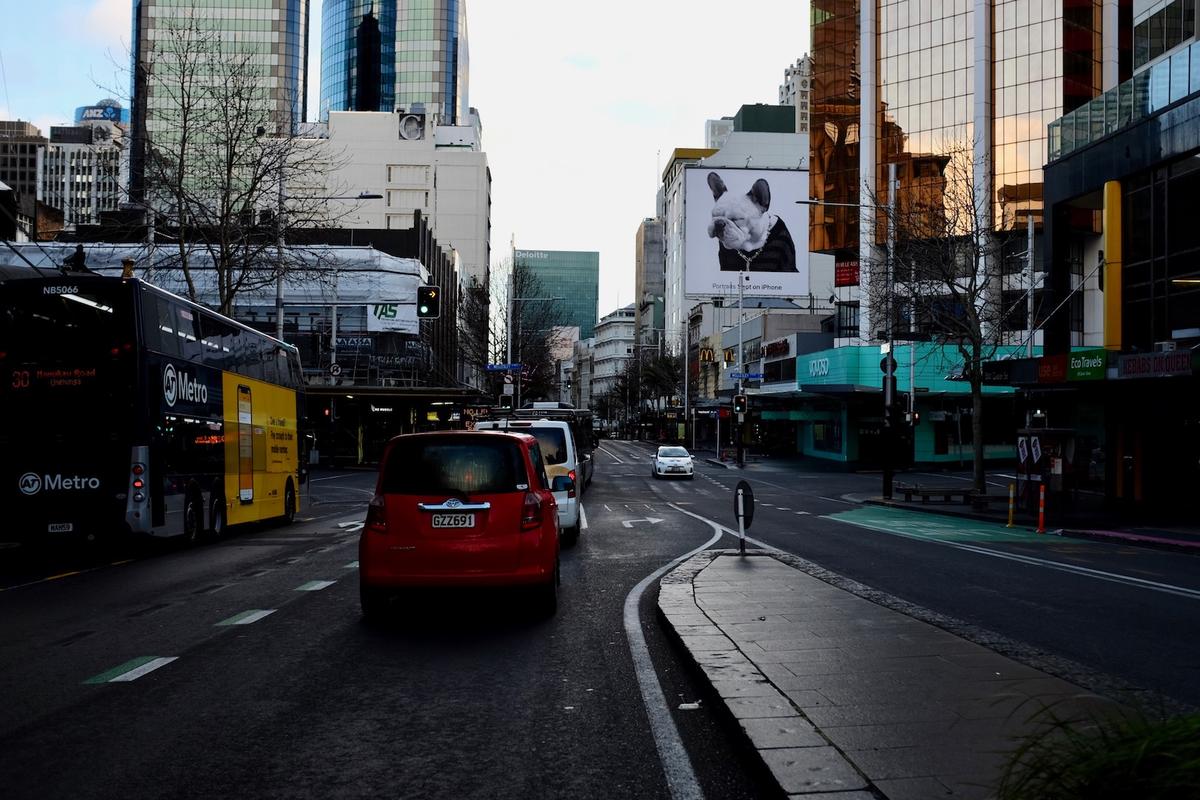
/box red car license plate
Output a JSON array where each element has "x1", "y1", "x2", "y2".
[{"x1": 432, "y1": 513, "x2": 475, "y2": 528}]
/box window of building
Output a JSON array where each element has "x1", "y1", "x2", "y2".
[{"x1": 836, "y1": 301, "x2": 860, "y2": 338}]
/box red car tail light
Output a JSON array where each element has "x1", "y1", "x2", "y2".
[
  {"x1": 365, "y1": 494, "x2": 387, "y2": 534},
  {"x1": 521, "y1": 492, "x2": 543, "y2": 531},
  {"x1": 567, "y1": 470, "x2": 577, "y2": 498}
]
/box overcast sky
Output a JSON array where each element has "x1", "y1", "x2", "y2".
[{"x1": 2, "y1": 0, "x2": 810, "y2": 316}]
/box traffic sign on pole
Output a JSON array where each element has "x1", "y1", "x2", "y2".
[
  {"x1": 730, "y1": 372, "x2": 764, "y2": 380},
  {"x1": 487, "y1": 363, "x2": 522, "y2": 372}
]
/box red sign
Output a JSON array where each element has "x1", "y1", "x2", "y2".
[
  {"x1": 764, "y1": 339, "x2": 790, "y2": 358},
  {"x1": 1038, "y1": 355, "x2": 1067, "y2": 383},
  {"x1": 718, "y1": 407, "x2": 731, "y2": 419},
  {"x1": 834, "y1": 260, "x2": 860, "y2": 287}
]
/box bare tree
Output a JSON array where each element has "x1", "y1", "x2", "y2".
[
  {"x1": 460, "y1": 259, "x2": 567, "y2": 405},
  {"x1": 131, "y1": 14, "x2": 348, "y2": 314},
  {"x1": 866, "y1": 142, "x2": 1021, "y2": 493}
]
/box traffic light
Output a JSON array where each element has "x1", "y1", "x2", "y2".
[
  {"x1": 417, "y1": 285, "x2": 441, "y2": 319},
  {"x1": 733, "y1": 394, "x2": 748, "y2": 414}
]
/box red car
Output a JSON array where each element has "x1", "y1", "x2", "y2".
[{"x1": 359, "y1": 430, "x2": 565, "y2": 618}]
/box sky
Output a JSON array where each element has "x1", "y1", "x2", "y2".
[{"x1": 0, "y1": 0, "x2": 810, "y2": 316}]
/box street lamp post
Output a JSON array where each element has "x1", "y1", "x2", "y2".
[{"x1": 796, "y1": 164, "x2": 899, "y2": 498}]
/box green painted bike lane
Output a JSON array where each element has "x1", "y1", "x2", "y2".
[{"x1": 825, "y1": 505, "x2": 1060, "y2": 545}]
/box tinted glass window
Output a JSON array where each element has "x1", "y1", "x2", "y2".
[
  {"x1": 659, "y1": 447, "x2": 689, "y2": 458},
  {"x1": 528, "y1": 428, "x2": 569, "y2": 465},
  {"x1": 528, "y1": 444, "x2": 549, "y2": 489},
  {"x1": 382, "y1": 437, "x2": 526, "y2": 495}
]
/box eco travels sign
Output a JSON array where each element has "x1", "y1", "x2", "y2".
[{"x1": 1067, "y1": 349, "x2": 1107, "y2": 381}]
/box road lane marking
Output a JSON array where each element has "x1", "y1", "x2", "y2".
[
  {"x1": 599, "y1": 446, "x2": 625, "y2": 464},
  {"x1": 624, "y1": 515, "x2": 723, "y2": 800},
  {"x1": 344, "y1": 561, "x2": 359, "y2": 569},
  {"x1": 580, "y1": 505, "x2": 589, "y2": 530},
  {"x1": 295, "y1": 580, "x2": 336, "y2": 591},
  {"x1": 310, "y1": 474, "x2": 367, "y2": 482},
  {"x1": 670, "y1": 483, "x2": 687, "y2": 493},
  {"x1": 818, "y1": 496, "x2": 852, "y2": 504},
  {"x1": 795, "y1": 511, "x2": 810, "y2": 515},
  {"x1": 216, "y1": 609, "x2": 276, "y2": 626},
  {"x1": 85, "y1": 656, "x2": 178, "y2": 684}
]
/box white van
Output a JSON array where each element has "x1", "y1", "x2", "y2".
[{"x1": 475, "y1": 418, "x2": 583, "y2": 543}]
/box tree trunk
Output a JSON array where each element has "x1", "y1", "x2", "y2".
[{"x1": 971, "y1": 377, "x2": 985, "y2": 494}]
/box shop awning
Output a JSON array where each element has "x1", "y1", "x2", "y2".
[{"x1": 799, "y1": 383, "x2": 881, "y2": 395}]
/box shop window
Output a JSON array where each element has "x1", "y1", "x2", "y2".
[{"x1": 812, "y1": 421, "x2": 842, "y2": 453}]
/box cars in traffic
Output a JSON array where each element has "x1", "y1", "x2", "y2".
[
  {"x1": 359, "y1": 430, "x2": 565, "y2": 619},
  {"x1": 651, "y1": 446, "x2": 695, "y2": 480},
  {"x1": 475, "y1": 418, "x2": 584, "y2": 544}
]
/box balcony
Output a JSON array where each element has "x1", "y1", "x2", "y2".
[{"x1": 1049, "y1": 41, "x2": 1200, "y2": 162}]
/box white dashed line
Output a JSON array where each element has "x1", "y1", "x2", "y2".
[{"x1": 295, "y1": 580, "x2": 336, "y2": 592}]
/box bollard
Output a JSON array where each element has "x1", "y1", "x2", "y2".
[
  {"x1": 1036, "y1": 484, "x2": 1046, "y2": 534},
  {"x1": 1006, "y1": 483, "x2": 1015, "y2": 528}
]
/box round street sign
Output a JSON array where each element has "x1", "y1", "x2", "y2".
[
  {"x1": 503, "y1": 373, "x2": 513, "y2": 384},
  {"x1": 880, "y1": 356, "x2": 898, "y2": 374},
  {"x1": 329, "y1": 363, "x2": 343, "y2": 377},
  {"x1": 734, "y1": 480, "x2": 755, "y2": 530}
]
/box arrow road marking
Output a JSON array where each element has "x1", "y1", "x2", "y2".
[
  {"x1": 337, "y1": 521, "x2": 365, "y2": 531},
  {"x1": 622, "y1": 517, "x2": 664, "y2": 528}
]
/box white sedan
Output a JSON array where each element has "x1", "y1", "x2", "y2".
[{"x1": 651, "y1": 446, "x2": 695, "y2": 479}]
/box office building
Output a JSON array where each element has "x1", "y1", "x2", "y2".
[
  {"x1": 635, "y1": 217, "x2": 666, "y2": 353},
  {"x1": 39, "y1": 100, "x2": 130, "y2": 230},
  {"x1": 320, "y1": 0, "x2": 470, "y2": 124},
  {"x1": 299, "y1": 110, "x2": 491, "y2": 289},
  {"x1": 0, "y1": 121, "x2": 46, "y2": 204},
  {"x1": 994, "y1": 0, "x2": 1200, "y2": 519},
  {"x1": 514, "y1": 249, "x2": 599, "y2": 339},
  {"x1": 779, "y1": 55, "x2": 813, "y2": 134},
  {"x1": 590, "y1": 305, "x2": 636, "y2": 404},
  {"x1": 130, "y1": 0, "x2": 309, "y2": 198}
]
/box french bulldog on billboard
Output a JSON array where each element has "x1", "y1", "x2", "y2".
[
  {"x1": 683, "y1": 166, "x2": 809, "y2": 298},
  {"x1": 706, "y1": 172, "x2": 797, "y2": 272}
]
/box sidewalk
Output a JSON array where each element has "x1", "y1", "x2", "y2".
[{"x1": 659, "y1": 550, "x2": 1133, "y2": 799}]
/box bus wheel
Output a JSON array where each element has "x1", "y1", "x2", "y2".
[
  {"x1": 183, "y1": 493, "x2": 202, "y2": 545},
  {"x1": 283, "y1": 481, "x2": 296, "y2": 524},
  {"x1": 208, "y1": 495, "x2": 226, "y2": 538}
]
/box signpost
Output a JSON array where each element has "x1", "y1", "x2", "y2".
[
  {"x1": 729, "y1": 372, "x2": 764, "y2": 380},
  {"x1": 487, "y1": 363, "x2": 522, "y2": 372},
  {"x1": 734, "y1": 480, "x2": 754, "y2": 556}
]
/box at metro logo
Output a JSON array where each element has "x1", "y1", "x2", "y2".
[{"x1": 162, "y1": 362, "x2": 209, "y2": 407}]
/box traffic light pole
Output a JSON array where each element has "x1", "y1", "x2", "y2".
[{"x1": 736, "y1": 265, "x2": 746, "y2": 468}]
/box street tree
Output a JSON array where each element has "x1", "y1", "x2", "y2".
[
  {"x1": 127, "y1": 13, "x2": 349, "y2": 314},
  {"x1": 866, "y1": 142, "x2": 1032, "y2": 493}
]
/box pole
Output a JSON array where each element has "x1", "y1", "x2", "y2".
[
  {"x1": 1026, "y1": 212, "x2": 1035, "y2": 357},
  {"x1": 716, "y1": 412, "x2": 720, "y2": 459},
  {"x1": 276, "y1": 175, "x2": 286, "y2": 341},
  {"x1": 883, "y1": 162, "x2": 897, "y2": 500},
  {"x1": 737, "y1": 490, "x2": 746, "y2": 557},
  {"x1": 1037, "y1": 483, "x2": 1046, "y2": 533},
  {"x1": 1007, "y1": 482, "x2": 1015, "y2": 528},
  {"x1": 330, "y1": 267, "x2": 339, "y2": 373},
  {"x1": 737, "y1": 268, "x2": 746, "y2": 468}
]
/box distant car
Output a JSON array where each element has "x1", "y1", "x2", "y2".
[
  {"x1": 652, "y1": 446, "x2": 694, "y2": 480},
  {"x1": 475, "y1": 418, "x2": 584, "y2": 544},
  {"x1": 359, "y1": 431, "x2": 564, "y2": 619}
]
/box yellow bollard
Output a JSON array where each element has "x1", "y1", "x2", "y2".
[{"x1": 1006, "y1": 483, "x2": 1015, "y2": 528}]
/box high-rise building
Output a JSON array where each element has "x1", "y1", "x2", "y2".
[
  {"x1": 38, "y1": 100, "x2": 130, "y2": 230},
  {"x1": 320, "y1": 1, "x2": 470, "y2": 124},
  {"x1": 635, "y1": 217, "x2": 666, "y2": 353},
  {"x1": 514, "y1": 249, "x2": 599, "y2": 339},
  {"x1": 0, "y1": 121, "x2": 46, "y2": 205},
  {"x1": 779, "y1": 54, "x2": 814, "y2": 134},
  {"x1": 130, "y1": 0, "x2": 309, "y2": 198},
  {"x1": 816, "y1": 0, "x2": 1116, "y2": 346}
]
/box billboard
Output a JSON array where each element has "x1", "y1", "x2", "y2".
[
  {"x1": 684, "y1": 166, "x2": 809, "y2": 298},
  {"x1": 366, "y1": 302, "x2": 418, "y2": 334}
]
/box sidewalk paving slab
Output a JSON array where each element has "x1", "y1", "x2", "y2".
[{"x1": 659, "y1": 549, "x2": 1144, "y2": 800}]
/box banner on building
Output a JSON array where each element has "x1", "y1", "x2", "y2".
[
  {"x1": 366, "y1": 302, "x2": 418, "y2": 334},
  {"x1": 684, "y1": 166, "x2": 810, "y2": 299}
]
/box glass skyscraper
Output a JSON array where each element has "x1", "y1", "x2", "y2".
[
  {"x1": 320, "y1": 0, "x2": 470, "y2": 123},
  {"x1": 130, "y1": 0, "x2": 309, "y2": 198},
  {"x1": 514, "y1": 250, "x2": 600, "y2": 339}
]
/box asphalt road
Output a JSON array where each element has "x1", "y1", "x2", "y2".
[{"x1": 2, "y1": 442, "x2": 1198, "y2": 799}]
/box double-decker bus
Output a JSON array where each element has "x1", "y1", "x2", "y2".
[{"x1": 1, "y1": 272, "x2": 304, "y2": 544}]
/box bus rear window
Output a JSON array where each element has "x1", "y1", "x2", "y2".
[{"x1": 0, "y1": 285, "x2": 131, "y2": 361}]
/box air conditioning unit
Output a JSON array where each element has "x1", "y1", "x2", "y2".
[{"x1": 1153, "y1": 341, "x2": 1177, "y2": 352}]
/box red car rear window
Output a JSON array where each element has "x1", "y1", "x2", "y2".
[{"x1": 381, "y1": 437, "x2": 528, "y2": 495}]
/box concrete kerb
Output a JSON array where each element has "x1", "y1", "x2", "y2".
[
  {"x1": 658, "y1": 548, "x2": 1193, "y2": 798},
  {"x1": 658, "y1": 549, "x2": 882, "y2": 798}
]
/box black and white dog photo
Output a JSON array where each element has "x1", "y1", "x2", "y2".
[{"x1": 706, "y1": 171, "x2": 798, "y2": 272}]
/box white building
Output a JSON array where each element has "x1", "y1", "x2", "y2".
[
  {"x1": 589, "y1": 305, "x2": 636, "y2": 411},
  {"x1": 38, "y1": 122, "x2": 128, "y2": 230},
  {"x1": 300, "y1": 110, "x2": 492, "y2": 290},
  {"x1": 778, "y1": 55, "x2": 813, "y2": 135}
]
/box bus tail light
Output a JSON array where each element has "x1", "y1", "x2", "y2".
[
  {"x1": 365, "y1": 495, "x2": 387, "y2": 534},
  {"x1": 125, "y1": 447, "x2": 152, "y2": 534}
]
